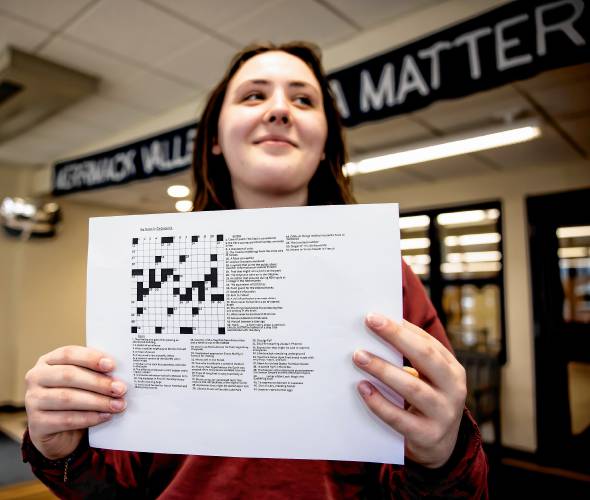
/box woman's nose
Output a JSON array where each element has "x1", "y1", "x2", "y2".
[{"x1": 265, "y1": 93, "x2": 291, "y2": 125}]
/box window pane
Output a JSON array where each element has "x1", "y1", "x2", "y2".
[
  {"x1": 557, "y1": 225, "x2": 590, "y2": 324},
  {"x1": 401, "y1": 214, "x2": 430, "y2": 280},
  {"x1": 443, "y1": 284, "x2": 502, "y2": 353},
  {"x1": 438, "y1": 209, "x2": 502, "y2": 279}
]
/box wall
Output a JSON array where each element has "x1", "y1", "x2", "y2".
[
  {"x1": 353, "y1": 159, "x2": 590, "y2": 452},
  {"x1": 0, "y1": 179, "x2": 133, "y2": 403},
  {"x1": 0, "y1": 164, "x2": 32, "y2": 404}
]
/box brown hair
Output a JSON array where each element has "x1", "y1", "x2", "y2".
[{"x1": 192, "y1": 41, "x2": 356, "y2": 211}]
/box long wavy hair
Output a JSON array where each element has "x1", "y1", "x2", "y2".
[{"x1": 192, "y1": 41, "x2": 355, "y2": 211}]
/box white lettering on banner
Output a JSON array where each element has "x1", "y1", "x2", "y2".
[
  {"x1": 141, "y1": 135, "x2": 191, "y2": 174},
  {"x1": 55, "y1": 151, "x2": 137, "y2": 190},
  {"x1": 418, "y1": 41, "x2": 452, "y2": 90},
  {"x1": 396, "y1": 55, "x2": 430, "y2": 105},
  {"x1": 453, "y1": 27, "x2": 493, "y2": 80},
  {"x1": 496, "y1": 14, "x2": 533, "y2": 71},
  {"x1": 185, "y1": 128, "x2": 196, "y2": 159},
  {"x1": 360, "y1": 63, "x2": 395, "y2": 112},
  {"x1": 328, "y1": 79, "x2": 350, "y2": 119},
  {"x1": 536, "y1": 0, "x2": 586, "y2": 56}
]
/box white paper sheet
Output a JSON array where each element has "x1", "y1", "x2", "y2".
[{"x1": 86, "y1": 203, "x2": 403, "y2": 464}]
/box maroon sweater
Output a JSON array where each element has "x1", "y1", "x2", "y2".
[{"x1": 23, "y1": 262, "x2": 488, "y2": 499}]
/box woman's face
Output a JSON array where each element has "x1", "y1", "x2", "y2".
[{"x1": 215, "y1": 51, "x2": 328, "y2": 205}]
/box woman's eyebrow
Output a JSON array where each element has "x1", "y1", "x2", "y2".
[{"x1": 234, "y1": 79, "x2": 320, "y2": 93}]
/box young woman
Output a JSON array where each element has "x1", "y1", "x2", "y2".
[{"x1": 23, "y1": 42, "x2": 488, "y2": 498}]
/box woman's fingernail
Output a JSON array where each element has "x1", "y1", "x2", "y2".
[
  {"x1": 110, "y1": 399, "x2": 126, "y2": 411},
  {"x1": 366, "y1": 313, "x2": 386, "y2": 328},
  {"x1": 111, "y1": 381, "x2": 126, "y2": 395},
  {"x1": 354, "y1": 350, "x2": 371, "y2": 366},
  {"x1": 358, "y1": 381, "x2": 373, "y2": 397},
  {"x1": 99, "y1": 358, "x2": 114, "y2": 371}
]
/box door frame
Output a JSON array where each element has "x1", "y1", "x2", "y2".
[{"x1": 527, "y1": 187, "x2": 590, "y2": 470}]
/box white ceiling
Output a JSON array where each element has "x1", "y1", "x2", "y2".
[{"x1": 0, "y1": 0, "x2": 588, "y2": 213}]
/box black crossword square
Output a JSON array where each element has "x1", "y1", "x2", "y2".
[
  {"x1": 131, "y1": 326, "x2": 137, "y2": 333},
  {"x1": 137, "y1": 307, "x2": 143, "y2": 314},
  {"x1": 211, "y1": 254, "x2": 217, "y2": 261},
  {"x1": 217, "y1": 234, "x2": 223, "y2": 241},
  {"x1": 218, "y1": 327, "x2": 225, "y2": 334},
  {"x1": 155, "y1": 326, "x2": 162, "y2": 334},
  {"x1": 192, "y1": 307, "x2": 199, "y2": 315},
  {"x1": 173, "y1": 274, "x2": 180, "y2": 281},
  {"x1": 167, "y1": 307, "x2": 174, "y2": 314},
  {"x1": 132, "y1": 238, "x2": 138, "y2": 244}
]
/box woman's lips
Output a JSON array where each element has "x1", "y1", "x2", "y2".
[{"x1": 254, "y1": 136, "x2": 296, "y2": 147}]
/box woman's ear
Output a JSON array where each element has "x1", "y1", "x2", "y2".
[{"x1": 212, "y1": 143, "x2": 222, "y2": 155}]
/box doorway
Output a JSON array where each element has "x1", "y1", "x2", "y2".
[{"x1": 528, "y1": 188, "x2": 590, "y2": 472}]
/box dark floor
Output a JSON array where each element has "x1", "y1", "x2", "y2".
[
  {"x1": 0, "y1": 431, "x2": 35, "y2": 486},
  {"x1": 485, "y1": 445, "x2": 590, "y2": 500}
]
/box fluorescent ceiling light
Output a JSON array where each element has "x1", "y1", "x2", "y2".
[
  {"x1": 447, "y1": 251, "x2": 502, "y2": 263},
  {"x1": 437, "y1": 209, "x2": 499, "y2": 226},
  {"x1": 175, "y1": 200, "x2": 193, "y2": 212},
  {"x1": 445, "y1": 232, "x2": 501, "y2": 246},
  {"x1": 167, "y1": 185, "x2": 190, "y2": 198},
  {"x1": 558, "y1": 247, "x2": 587, "y2": 258},
  {"x1": 343, "y1": 119, "x2": 541, "y2": 176},
  {"x1": 401, "y1": 237, "x2": 430, "y2": 250},
  {"x1": 441, "y1": 262, "x2": 502, "y2": 274},
  {"x1": 403, "y1": 254, "x2": 431, "y2": 265},
  {"x1": 409, "y1": 264, "x2": 428, "y2": 275},
  {"x1": 557, "y1": 226, "x2": 590, "y2": 239},
  {"x1": 400, "y1": 215, "x2": 430, "y2": 229}
]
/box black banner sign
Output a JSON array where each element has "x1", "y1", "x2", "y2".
[
  {"x1": 53, "y1": 0, "x2": 589, "y2": 195},
  {"x1": 52, "y1": 122, "x2": 196, "y2": 196},
  {"x1": 329, "y1": 0, "x2": 589, "y2": 126}
]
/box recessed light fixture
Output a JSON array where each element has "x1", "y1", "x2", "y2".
[
  {"x1": 437, "y1": 209, "x2": 499, "y2": 226},
  {"x1": 400, "y1": 215, "x2": 430, "y2": 229},
  {"x1": 557, "y1": 226, "x2": 590, "y2": 239},
  {"x1": 445, "y1": 232, "x2": 502, "y2": 246},
  {"x1": 167, "y1": 185, "x2": 190, "y2": 198},
  {"x1": 343, "y1": 119, "x2": 541, "y2": 176},
  {"x1": 175, "y1": 200, "x2": 193, "y2": 212}
]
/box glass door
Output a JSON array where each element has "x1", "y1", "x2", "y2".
[{"x1": 528, "y1": 188, "x2": 590, "y2": 473}]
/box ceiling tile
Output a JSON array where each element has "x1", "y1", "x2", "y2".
[
  {"x1": 58, "y1": 95, "x2": 153, "y2": 133},
  {"x1": 558, "y1": 116, "x2": 590, "y2": 155},
  {"x1": 149, "y1": 0, "x2": 271, "y2": 30},
  {"x1": 477, "y1": 125, "x2": 581, "y2": 167},
  {"x1": 156, "y1": 36, "x2": 236, "y2": 89},
  {"x1": 220, "y1": 0, "x2": 357, "y2": 47},
  {"x1": 322, "y1": 0, "x2": 440, "y2": 29},
  {"x1": 29, "y1": 115, "x2": 106, "y2": 150},
  {"x1": 0, "y1": 14, "x2": 51, "y2": 51},
  {"x1": 414, "y1": 86, "x2": 533, "y2": 133},
  {"x1": 64, "y1": 0, "x2": 206, "y2": 68},
  {"x1": 103, "y1": 70, "x2": 198, "y2": 113},
  {"x1": 350, "y1": 165, "x2": 428, "y2": 192},
  {"x1": 0, "y1": 0, "x2": 95, "y2": 31},
  {"x1": 0, "y1": 133, "x2": 66, "y2": 164},
  {"x1": 40, "y1": 35, "x2": 145, "y2": 83},
  {"x1": 517, "y1": 63, "x2": 590, "y2": 92},
  {"x1": 526, "y1": 79, "x2": 590, "y2": 119},
  {"x1": 346, "y1": 116, "x2": 432, "y2": 156}
]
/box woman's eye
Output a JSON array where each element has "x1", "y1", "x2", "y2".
[
  {"x1": 243, "y1": 92, "x2": 264, "y2": 102},
  {"x1": 294, "y1": 96, "x2": 313, "y2": 106}
]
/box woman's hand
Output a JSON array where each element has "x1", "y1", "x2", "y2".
[
  {"x1": 353, "y1": 313, "x2": 466, "y2": 469},
  {"x1": 24, "y1": 346, "x2": 127, "y2": 460}
]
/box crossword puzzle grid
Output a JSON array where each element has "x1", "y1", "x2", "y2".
[{"x1": 130, "y1": 234, "x2": 225, "y2": 335}]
